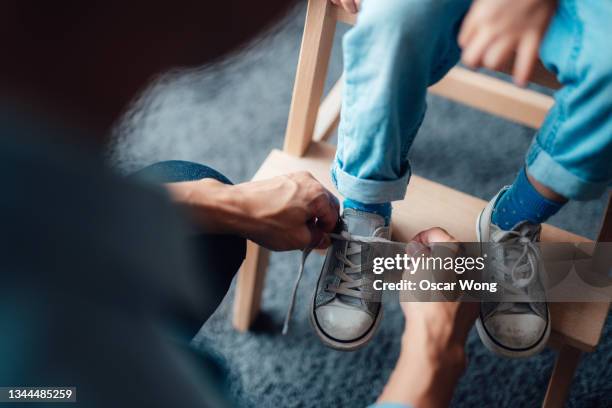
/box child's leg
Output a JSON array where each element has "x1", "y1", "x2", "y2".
[
  {"x1": 332, "y1": 0, "x2": 472, "y2": 221},
  {"x1": 493, "y1": 0, "x2": 612, "y2": 230},
  {"x1": 313, "y1": 0, "x2": 473, "y2": 351},
  {"x1": 477, "y1": 1, "x2": 612, "y2": 359}
]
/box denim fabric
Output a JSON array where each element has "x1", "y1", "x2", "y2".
[
  {"x1": 528, "y1": 0, "x2": 612, "y2": 200},
  {"x1": 133, "y1": 160, "x2": 246, "y2": 321},
  {"x1": 333, "y1": 0, "x2": 612, "y2": 203},
  {"x1": 0, "y1": 127, "x2": 241, "y2": 406},
  {"x1": 133, "y1": 160, "x2": 233, "y2": 185}
]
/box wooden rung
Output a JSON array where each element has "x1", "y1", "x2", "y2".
[
  {"x1": 253, "y1": 141, "x2": 609, "y2": 351},
  {"x1": 497, "y1": 59, "x2": 561, "y2": 90},
  {"x1": 307, "y1": 67, "x2": 553, "y2": 145},
  {"x1": 313, "y1": 75, "x2": 343, "y2": 142},
  {"x1": 430, "y1": 67, "x2": 554, "y2": 128}
]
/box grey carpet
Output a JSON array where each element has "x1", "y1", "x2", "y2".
[{"x1": 108, "y1": 4, "x2": 611, "y2": 407}]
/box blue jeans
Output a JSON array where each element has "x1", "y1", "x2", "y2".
[
  {"x1": 134, "y1": 159, "x2": 233, "y2": 185},
  {"x1": 332, "y1": 0, "x2": 612, "y2": 203},
  {"x1": 133, "y1": 160, "x2": 246, "y2": 321}
]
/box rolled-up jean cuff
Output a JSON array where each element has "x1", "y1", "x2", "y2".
[
  {"x1": 331, "y1": 162, "x2": 410, "y2": 203},
  {"x1": 526, "y1": 143, "x2": 609, "y2": 201}
]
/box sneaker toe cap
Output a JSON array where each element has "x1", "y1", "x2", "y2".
[
  {"x1": 315, "y1": 299, "x2": 374, "y2": 342},
  {"x1": 484, "y1": 313, "x2": 548, "y2": 350}
]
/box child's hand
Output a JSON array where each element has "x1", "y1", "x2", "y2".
[
  {"x1": 330, "y1": 0, "x2": 360, "y2": 14},
  {"x1": 459, "y1": 0, "x2": 557, "y2": 86}
]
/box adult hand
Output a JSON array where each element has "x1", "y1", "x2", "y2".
[
  {"x1": 377, "y1": 227, "x2": 478, "y2": 408},
  {"x1": 330, "y1": 0, "x2": 360, "y2": 14},
  {"x1": 459, "y1": 0, "x2": 557, "y2": 86},
  {"x1": 167, "y1": 171, "x2": 339, "y2": 251},
  {"x1": 232, "y1": 172, "x2": 340, "y2": 251}
]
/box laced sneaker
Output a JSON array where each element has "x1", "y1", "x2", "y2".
[
  {"x1": 476, "y1": 187, "x2": 550, "y2": 358},
  {"x1": 310, "y1": 208, "x2": 390, "y2": 350}
]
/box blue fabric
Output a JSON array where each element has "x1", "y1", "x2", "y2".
[
  {"x1": 343, "y1": 198, "x2": 392, "y2": 225},
  {"x1": 332, "y1": 0, "x2": 612, "y2": 203},
  {"x1": 368, "y1": 403, "x2": 411, "y2": 408},
  {"x1": 527, "y1": 0, "x2": 612, "y2": 200},
  {"x1": 492, "y1": 168, "x2": 565, "y2": 229},
  {"x1": 133, "y1": 160, "x2": 233, "y2": 185},
  {"x1": 0, "y1": 119, "x2": 241, "y2": 407}
]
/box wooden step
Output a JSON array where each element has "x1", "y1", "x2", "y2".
[{"x1": 254, "y1": 141, "x2": 609, "y2": 352}]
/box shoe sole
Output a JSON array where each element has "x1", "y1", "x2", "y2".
[{"x1": 475, "y1": 207, "x2": 551, "y2": 358}]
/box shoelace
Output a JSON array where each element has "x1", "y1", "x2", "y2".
[
  {"x1": 282, "y1": 231, "x2": 392, "y2": 335},
  {"x1": 490, "y1": 226, "x2": 541, "y2": 297},
  {"x1": 325, "y1": 241, "x2": 374, "y2": 299}
]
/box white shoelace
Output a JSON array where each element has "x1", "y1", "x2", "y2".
[
  {"x1": 490, "y1": 227, "x2": 541, "y2": 301},
  {"x1": 282, "y1": 232, "x2": 392, "y2": 335}
]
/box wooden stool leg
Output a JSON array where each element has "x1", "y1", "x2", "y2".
[
  {"x1": 542, "y1": 345, "x2": 582, "y2": 408},
  {"x1": 283, "y1": 0, "x2": 336, "y2": 156},
  {"x1": 232, "y1": 240, "x2": 270, "y2": 332}
]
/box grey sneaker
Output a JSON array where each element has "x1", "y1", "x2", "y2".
[
  {"x1": 310, "y1": 208, "x2": 390, "y2": 350},
  {"x1": 476, "y1": 187, "x2": 550, "y2": 358}
]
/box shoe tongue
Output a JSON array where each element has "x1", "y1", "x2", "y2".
[
  {"x1": 335, "y1": 209, "x2": 386, "y2": 307},
  {"x1": 342, "y1": 208, "x2": 386, "y2": 237},
  {"x1": 343, "y1": 209, "x2": 385, "y2": 265}
]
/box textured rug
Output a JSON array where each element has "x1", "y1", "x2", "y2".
[{"x1": 109, "y1": 4, "x2": 611, "y2": 407}]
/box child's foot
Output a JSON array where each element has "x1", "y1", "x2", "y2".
[
  {"x1": 476, "y1": 187, "x2": 550, "y2": 358},
  {"x1": 310, "y1": 208, "x2": 390, "y2": 350}
]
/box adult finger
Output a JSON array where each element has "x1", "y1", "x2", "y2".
[
  {"x1": 315, "y1": 231, "x2": 332, "y2": 249},
  {"x1": 411, "y1": 227, "x2": 457, "y2": 246},
  {"x1": 312, "y1": 192, "x2": 339, "y2": 233},
  {"x1": 307, "y1": 220, "x2": 326, "y2": 249},
  {"x1": 293, "y1": 224, "x2": 315, "y2": 250},
  {"x1": 330, "y1": 193, "x2": 340, "y2": 214}
]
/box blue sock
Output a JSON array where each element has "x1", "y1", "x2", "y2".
[
  {"x1": 343, "y1": 198, "x2": 392, "y2": 225},
  {"x1": 492, "y1": 168, "x2": 565, "y2": 230}
]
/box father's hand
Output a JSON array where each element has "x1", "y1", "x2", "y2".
[
  {"x1": 378, "y1": 227, "x2": 478, "y2": 408},
  {"x1": 167, "y1": 171, "x2": 339, "y2": 251},
  {"x1": 233, "y1": 171, "x2": 340, "y2": 251}
]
